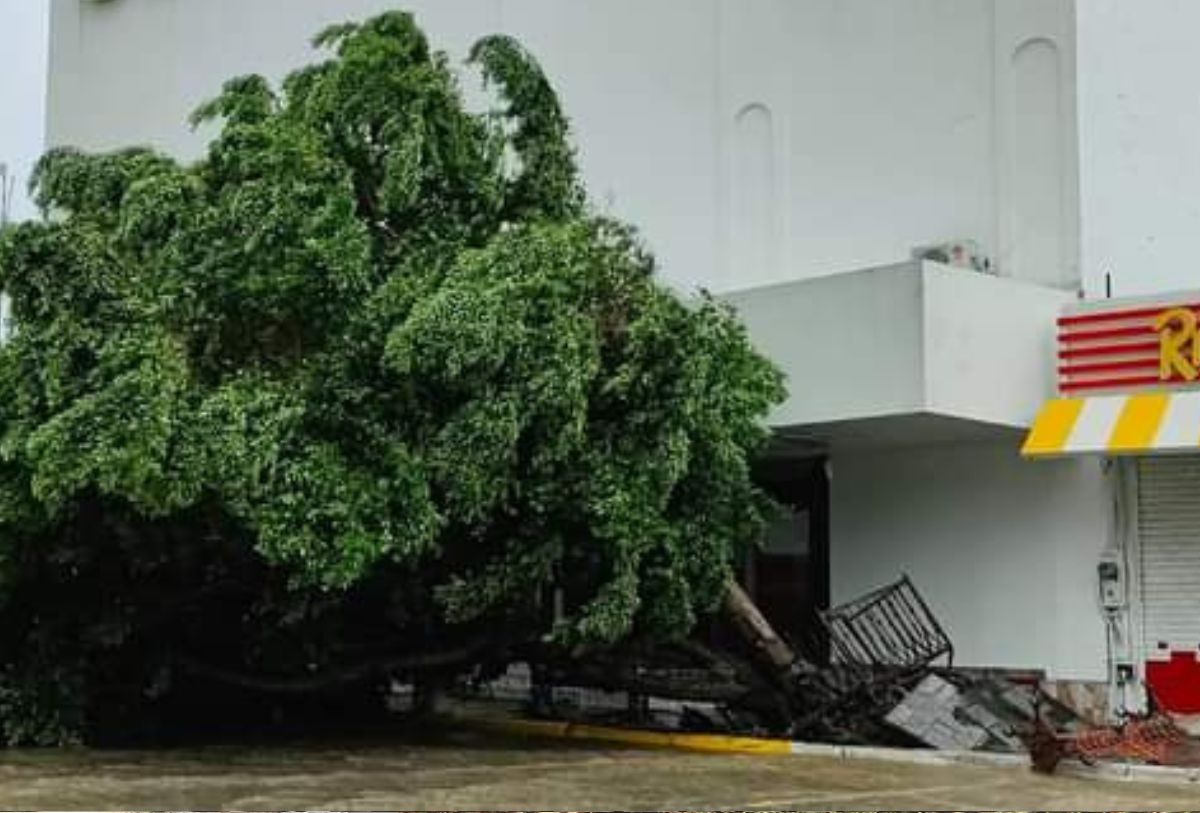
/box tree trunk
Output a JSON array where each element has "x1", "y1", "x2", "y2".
[{"x1": 722, "y1": 578, "x2": 796, "y2": 673}]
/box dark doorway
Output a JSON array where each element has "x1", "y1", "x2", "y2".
[{"x1": 746, "y1": 455, "x2": 830, "y2": 663}]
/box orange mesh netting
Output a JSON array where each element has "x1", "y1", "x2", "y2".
[{"x1": 1072, "y1": 715, "x2": 1195, "y2": 765}]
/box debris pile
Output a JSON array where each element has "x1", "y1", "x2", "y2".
[
  {"x1": 456, "y1": 574, "x2": 1200, "y2": 774},
  {"x1": 782, "y1": 578, "x2": 1083, "y2": 751},
  {"x1": 1027, "y1": 710, "x2": 1200, "y2": 772},
  {"x1": 788, "y1": 575, "x2": 954, "y2": 744},
  {"x1": 885, "y1": 674, "x2": 1015, "y2": 751}
]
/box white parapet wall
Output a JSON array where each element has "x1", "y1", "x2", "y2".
[{"x1": 723, "y1": 260, "x2": 1072, "y2": 438}]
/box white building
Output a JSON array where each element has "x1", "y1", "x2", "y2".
[{"x1": 23, "y1": 0, "x2": 1200, "y2": 719}]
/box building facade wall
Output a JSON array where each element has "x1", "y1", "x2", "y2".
[
  {"x1": 0, "y1": 0, "x2": 49, "y2": 222},
  {"x1": 41, "y1": 0, "x2": 1113, "y2": 682},
  {"x1": 47, "y1": 0, "x2": 1078, "y2": 294},
  {"x1": 831, "y1": 440, "x2": 1112, "y2": 681},
  {"x1": 1077, "y1": 0, "x2": 1200, "y2": 299}
]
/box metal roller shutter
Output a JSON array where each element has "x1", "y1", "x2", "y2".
[{"x1": 1138, "y1": 457, "x2": 1200, "y2": 663}]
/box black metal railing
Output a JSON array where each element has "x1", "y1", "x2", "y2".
[{"x1": 819, "y1": 574, "x2": 953, "y2": 669}]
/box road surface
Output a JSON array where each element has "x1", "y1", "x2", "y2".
[{"x1": 1, "y1": 732, "x2": 1197, "y2": 810}]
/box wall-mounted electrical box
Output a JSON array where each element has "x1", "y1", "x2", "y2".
[{"x1": 1098, "y1": 553, "x2": 1124, "y2": 611}]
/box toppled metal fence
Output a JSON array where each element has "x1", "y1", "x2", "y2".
[
  {"x1": 821, "y1": 575, "x2": 953, "y2": 669},
  {"x1": 785, "y1": 575, "x2": 959, "y2": 744}
]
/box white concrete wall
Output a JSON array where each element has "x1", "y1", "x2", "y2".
[
  {"x1": 993, "y1": 0, "x2": 1080, "y2": 292},
  {"x1": 923, "y1": 263, "x2": 1072, "y2": 428},
  {"x1": 46, "y1": 0, "x2": 1079, "y2": 294},
  {"x1": 0, "y1": 0, "x2": 50, "y2": 222},
  {"x1": 832, "y1": 440, "x2": 1112, "y2": 680},
  {"x1": 723, "y1": 262, "x2": 927, "y2": 428},
  {"x1": 723, "y1": 261, "x2": 1071, "y2": 431},
  {"x1": 1077, "y1": 0, "x2": 1200, "y2": 299}
]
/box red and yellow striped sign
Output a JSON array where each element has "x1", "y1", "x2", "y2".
[{"x1": 1058, "y1": 300, "x2": 1200, "y2": 395}]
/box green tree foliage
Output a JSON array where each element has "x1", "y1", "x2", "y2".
[{"x1": 0, "y1": 11, "x2": 783, "y2": 745}]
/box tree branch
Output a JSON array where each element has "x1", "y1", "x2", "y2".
[{"x1": 174, "y1": 639, "x2": 487, "y2": 694}]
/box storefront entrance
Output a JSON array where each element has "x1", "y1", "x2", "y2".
[
  {"x1": 1137, "y1": 457, "x2": 1200, "y2": 714},
  {"x1": 746, "y1": 456, "x2": 831, "y2": 661},
  {"x1": 1023, "y1": 292, "x2": 1200, "y2": 721}
]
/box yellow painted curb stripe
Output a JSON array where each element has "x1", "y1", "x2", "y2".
[
  {"x1": 1108, "y1": 392, "x2": 1171, "y2": 453},
  {"x1": 1022, "y1": 398, "x2": 1084, "y2": 457},
  {"x1": 468, "y1": 716, "x2": 792, "y2": 755}
]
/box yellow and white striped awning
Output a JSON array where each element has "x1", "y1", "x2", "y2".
[{"x1": 1023, "y1": 391, "x2": 1200, "y2": 458}]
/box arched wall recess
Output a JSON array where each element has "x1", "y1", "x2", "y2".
[
  {"x1": 1008, "y1": 36, "x2": 1068, "y2": 289},
  {"x1": 729, "y1": 102, "x2": 781, "y2": 286}
]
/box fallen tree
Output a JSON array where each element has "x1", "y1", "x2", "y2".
[{"x1": 0, "y1": 10, "x2": 784, "y2": 745}]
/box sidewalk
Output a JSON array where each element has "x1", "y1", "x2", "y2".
[{"x1": 458, "y1": 708, "x2": 1200, "y2": 787}]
